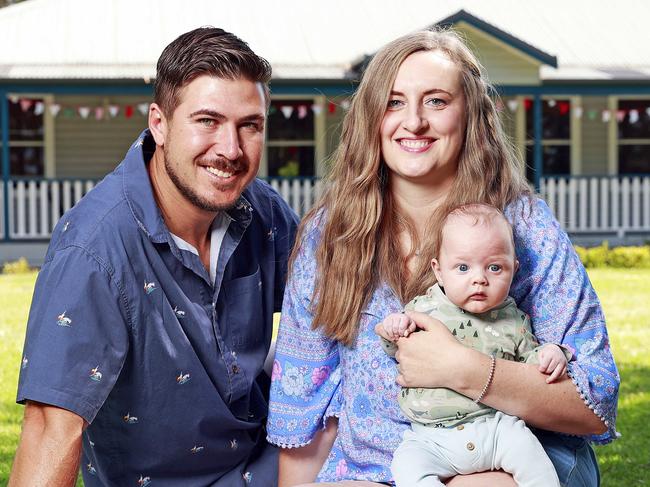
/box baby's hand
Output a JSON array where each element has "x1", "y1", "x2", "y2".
[
  {"x1": 538, "y1": 344, "x2": 568, "y2": 383},
  {"x1": 381, "y1": 313, "x2": 416, "y2": 341}
]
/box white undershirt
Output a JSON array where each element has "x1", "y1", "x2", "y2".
[{"x1": 170, "y1": 212, "x2": 232, "y2": 284}]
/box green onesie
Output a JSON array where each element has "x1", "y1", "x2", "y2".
[{"x1": 381, "y1": 283, "x2": 571, "y2": 428}]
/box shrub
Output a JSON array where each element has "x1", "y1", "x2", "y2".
[
  {"x1": 2, "y1": 257, "x2": 32, "y2": 274},
  {"x1": 575, "y1": 242, "x2": 650, "y2": 268}
]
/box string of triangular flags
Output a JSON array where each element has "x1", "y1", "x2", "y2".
[
  {"x1": 269, "y1": 100, "x2": 351, "y2": 119},
  {"x1": 10, "y1": 96, "x2": 151, "y2": 120},
  {"x1": 12, "y1": 96, "x2": 355, "y2": 121},
  {"x1": 495, "y1": 98, "x2": 650, "y2": 123}
]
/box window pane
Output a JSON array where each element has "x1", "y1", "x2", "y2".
[
  {"x1": 619, "y1": 145, "x2": 650, "y2": 174},
  {"x1": 618, "y1": 100, "x2": 650, "y2": 139},
  {"x1": 9, "y1": 98, "x2": 44, "y2": 141},
  {"x1": 268, "y1": 101, "x2": 314, "y2": 141},
  {"x1": 525, "y1": 99, "x2": 571, "y2": 140},
  {"x1": 525, "y1": 145, "x2": 570, "y2": 180},
  {"x1": 10, "y1": 146, "x2": 44, "y2": 176},
  {"x1": 267, "y1": 146, "x2": 314, "y2": 177}
]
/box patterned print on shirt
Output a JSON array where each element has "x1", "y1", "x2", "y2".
[
  {"x1": 89, "y1": 366, "x2": 102, "y2": 382},
  {"x1": 143, "y1": 281, "x2": 157, "y2": 294},
  {"x1": 173, "y1": 306, "x2": 185, "y2": 318},
  {"x1": 21, "y1": 356, "x2": 28, "y2": 369},
  {"x1": 190, "y1": 445, "x2": 204, "y2": 454},
  {"x1": 138, "y1": 475, "x2": 151, "y2": 486},
  {"x1": 87, "y1": 462, "x2": 97, "y2": 475},
  {"x1": 57, "y1": 311, "x2": 72, "y2": 327},
  {"x1": 177, "y1": 372, "x2": 190, "y2": 384},
  {"x1": 123, "y1": 413, "x2": 138, "y2": 424},
  {"x1": 243, "y1": 471, "x2": 253, "y2": 483}
]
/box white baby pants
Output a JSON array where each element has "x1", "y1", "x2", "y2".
[{"x1": 391, "y1": 411, "x2": 560, "y2": 487}]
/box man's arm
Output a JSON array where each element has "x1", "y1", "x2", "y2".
[{"x1": 9, "y1": 401, "x2": 85, "y2": 487}]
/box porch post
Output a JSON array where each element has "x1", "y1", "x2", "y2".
[
  {"x1": 1, "y1": 91, "x2": 9, "y2": 241},
  {"x1": 533, "y1": 94, "x2": 543, "y2": 192}
]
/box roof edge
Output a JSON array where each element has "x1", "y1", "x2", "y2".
[{"x1": 435, "y1": 9, "x2": 558, "y2": 68}]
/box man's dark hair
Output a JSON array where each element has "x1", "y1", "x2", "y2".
[{"x1": 154, "y1": 27, "x2": 272, "y2": 116}]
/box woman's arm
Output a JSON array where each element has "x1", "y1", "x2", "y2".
[
  {"x1": 396, "y1": 311, "x2": 606, "y2": 435},
  {"x1": 279, "y1": 418, "x2": 338, "y2": 487}
]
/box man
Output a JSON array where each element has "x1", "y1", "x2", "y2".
[{"x1": 10, "y1": 27, "x2": 298, "y2": 486}]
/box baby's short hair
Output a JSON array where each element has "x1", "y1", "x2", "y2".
[{"x1": 435, "y1": 203, "x2": 514, "y2": 257}]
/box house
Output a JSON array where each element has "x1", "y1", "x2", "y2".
[{"x1": 2, "y1": 0, "x2": 649, "y2": 263}]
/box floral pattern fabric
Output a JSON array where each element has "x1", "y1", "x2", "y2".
[{"x1": 267, "y1": 196, "x2": 619, "y2": 483}]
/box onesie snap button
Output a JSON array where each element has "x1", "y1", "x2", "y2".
[
  {"x1": 466, "y1": 442, "x2": 475, "y2": 451},
  {"x1": 457, "y1": 425, "x2": 464, "y2": 430}
]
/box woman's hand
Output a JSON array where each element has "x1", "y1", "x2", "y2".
[{"x1": 392, "y1": 310, "x2": 468, "y2": 388}]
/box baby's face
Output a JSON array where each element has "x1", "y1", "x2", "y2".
[{"x1": 432, "y1": 215, "x2": 518, "y2": 314}]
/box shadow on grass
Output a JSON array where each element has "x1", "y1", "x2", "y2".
[{"x1": 596, "y1": 361, "x2": 650, "y2": 487}]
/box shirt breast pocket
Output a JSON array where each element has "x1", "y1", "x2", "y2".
[{"x1": 222, "y1": 265, "x2": 264, "y2": 350}]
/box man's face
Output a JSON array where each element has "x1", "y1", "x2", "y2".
[{"x1": 158, "y1": 75, "x2": 266, "y2": 211}]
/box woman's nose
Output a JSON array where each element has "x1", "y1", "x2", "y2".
[{"x1": 402, "y1": 105, "x2": 428, "y2": 133}]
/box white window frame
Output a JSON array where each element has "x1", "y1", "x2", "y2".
[{"x1": 262, "y1": 94, "x2": 325, "y2": 178}]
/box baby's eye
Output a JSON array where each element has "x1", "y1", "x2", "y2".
[
  {"x1": 458, "y1": 264, "x2": 469, "y2": 272},
  {"x1": 488, "y1": 264, "x2": 502, "y2": 272}
]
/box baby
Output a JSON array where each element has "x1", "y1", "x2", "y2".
[{"x1": 380, "y1": 203, "x2": 571, "y2": 487}]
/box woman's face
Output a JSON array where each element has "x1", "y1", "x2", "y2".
[{"x1": 380, "y1": 50, "x2": 466, "y2": 190}]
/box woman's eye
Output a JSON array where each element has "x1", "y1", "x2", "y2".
[
  {"x1": 426, "y1": 98, "x2": 446, "y2": 107},
  {"x1": 458, "y1": 264, "x2": 469, "y2": 272},
  {"x1": 489, "y1": 264, "x2": 502, "y2": 272},
  {"x1": 387, "y1": 99, "x2": 403, "y2": 109}
]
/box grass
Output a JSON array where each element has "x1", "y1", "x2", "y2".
[{"x1": 0, "y1": 269, "x2": 648, "y2": 485}]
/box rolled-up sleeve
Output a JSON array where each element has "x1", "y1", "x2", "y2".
[
  {"x1": 17, "y1": 246, "x2": 130, "y2": 424},
  {"x1": 507, "y1": 197, "x2": 620, "y2": 444},
  {"x1": 267, "y1": 220, "x2": 343, "y2": 448}
]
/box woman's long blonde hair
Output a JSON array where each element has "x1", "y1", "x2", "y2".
[{"x1": 292, "y1": 28, "x2": 530, "y2": 346}]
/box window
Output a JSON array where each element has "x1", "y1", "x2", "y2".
[
  {"x1": 4, "y1": 96, "x2": 45, "y2": 176},
  {"x1": 525, "y1": 98, "x2": 571, "y2": 179},
  {"x1": 618, "y1": 99, "x2": 650, "y2": 174},
  {"x1": 266, "y1": 99, "x2": 315, "y2": 177}
]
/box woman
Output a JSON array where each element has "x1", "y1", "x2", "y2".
[{"x1": 267, "y1": 29, "x2": 618, "y2": 486}]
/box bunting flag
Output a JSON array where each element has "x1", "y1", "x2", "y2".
[
  {"x1": 137, "y1": 103, "x2": 149, "y2": 116},
  {"x1": 33, "y1": 101, "x2": 45, "y2": 116},
  {"x1": 573, "y1": 106, "x2": 583, "y2": 119},
  {"x1": 94, "y1": 107, "x2": 105, "y2": 121},
  {"x1": 125, "y1": 105, "x2": 134, "y2": 119},
  {"x1": 328, "y1": 102, "x2": 336, "y2": 114},
  {"x1": 108, "y1": 105, "x2": 120, "y2": 118},
  {"x1": 629, "y1": 109, "x2": 639, "y2": 124},
  {"x1": 280, "y1": 106, "x2": 294, "y2": 119},
  {"x1": 49, "y1": 103, "x2": 61, "y2": 117},
  {"x1": 78, "y1": 106, "x2": 91, "y2": 119},
  {"x1": 507, "y1": 99, "x2": 519, "y2": 112},
  {"x1": 19, "y1": 99, "x2": 33, "y2": 112},
  {"x1": 297, "y1": 105, "x2": 308, "y2": 119},
  {"x1": 340, "y1": 99, "x2": 351, "y2": 111},
  {"x1": 602, "y1": 110, "x2": 611, "y2": 122},
  {"x1": 311, "y1": 103, "x2": 323, "y2": 115}
]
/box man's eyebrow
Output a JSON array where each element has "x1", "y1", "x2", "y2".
[
  {"x1": 188, "y1": 109, "x2": 265, "y2": 123},
  {"x1": 188, "y1": 109, "x2": 225, "y2": 119}
]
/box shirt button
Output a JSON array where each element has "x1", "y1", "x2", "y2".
[
  {"x1": 231, "y1": 364, "x2": 240, "y2": 374},
  {"x1": 466, "y1": 442, "x2": 475, "y2": 451},
  {"x1": 457, "y1": 425, "x2": 464, "y2": 430}
]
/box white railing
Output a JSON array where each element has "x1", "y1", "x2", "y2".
[
  {"x1": 0, "y1": 177, "x2": 323, "y2": 241},
  {"x1": 541, "y1": 175, "x2": 650, "y2": 238},
  {"x1": 2, "y1": 176, "x2": 649, "y2": 241}
]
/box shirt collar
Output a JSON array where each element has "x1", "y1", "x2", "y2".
[{"x1": 122, "y1": 129, "x2": 254, "y2": 243}]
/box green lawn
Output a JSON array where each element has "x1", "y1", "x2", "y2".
[{"x1": 0, "y1": 269, "x2": 648, "y2": 485}]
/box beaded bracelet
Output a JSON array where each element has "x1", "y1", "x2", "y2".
[{"x1": 473, "y1": 354, "x2": 496, "y2": 404}]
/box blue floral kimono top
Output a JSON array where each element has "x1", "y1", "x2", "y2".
[{"x1": 267, "y1": 196, "x2": 619, "y2": 483}]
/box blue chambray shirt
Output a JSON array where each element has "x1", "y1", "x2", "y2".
[{"x1": 17, "y1": 130, "x2": 299, "y2": 486}]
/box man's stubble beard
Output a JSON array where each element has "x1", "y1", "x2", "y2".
[{"x1": 163, "y1": 145, "x2": 247, "y2": 212}]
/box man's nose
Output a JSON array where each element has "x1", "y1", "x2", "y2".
[{"x1": 212, "y1": 125, "x2": 243, "y2": 161}]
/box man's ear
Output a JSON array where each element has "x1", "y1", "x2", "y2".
[
  {"x1": 514, "y1": 259, "x2": 520, "y2": 274},
  {"x1": 148, "y1": 103, "x2": 168, "y2": 146},
  {"x1": 431, "y1": 258, "x2": 443, "y2": 286}
]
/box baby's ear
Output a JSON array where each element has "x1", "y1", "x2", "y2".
[{"x1": 431, "y1": 259, "x2": 443, "y2": 285}]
